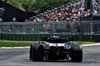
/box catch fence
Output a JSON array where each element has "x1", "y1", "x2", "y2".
[
  {"x1": 0, "y1": 21, "x2": 99, "y2": 34},
  {"x1": 0, "y1": 21, "x2": 100, "y2": 41}
]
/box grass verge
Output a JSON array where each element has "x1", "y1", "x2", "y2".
[
  {"x1": 0, "y1": 40, "x2": 38, "y2": 47},
  {"x1": 0, "y1": 40, "x2": 97, "y2": 47},
  {"x1": 73, "y1": 41, "x2": 96, "y2": 45}
]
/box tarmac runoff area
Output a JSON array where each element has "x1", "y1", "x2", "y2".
[{"x1": 0, "y1": 44, "x2": 100, "y2": 66}]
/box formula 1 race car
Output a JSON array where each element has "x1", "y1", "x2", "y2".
[{"x1": 29, "y1": 36, "x2": 83, "y2": 62}]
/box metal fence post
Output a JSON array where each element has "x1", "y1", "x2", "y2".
[
  {"x1": 71, "y1": 21, "x2": 74, "y2": 34},
  {"x1": 97, "y1": 22, "x2": 99, "y2": 34},
  {"x1": 53, "y1": 22, "x2": 56, "y2": 33},
  {"x1": 90, "y1": 21, "x2": 93, "y2": 34}
]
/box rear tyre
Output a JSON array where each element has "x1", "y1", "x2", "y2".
[
  {"x1": 30, "y1": 43, "x2": 44, "y2": 61},
  {"x1": 29, "y1": 43, "x2": 34, "y2": 60},
  {"x1": 71, "y1": 43, "x2": 83, "y2": 62}
]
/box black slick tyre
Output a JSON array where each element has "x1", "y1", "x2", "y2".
[
  {"x1": 29, "y1": 43, "x2": 34, "y2": 60},
  {"x1": 30, "y1": 43, "x2": 44, "y2": 61},
  {"x1": 71, "y1": 43, "x2": 83, "y2": 62}
]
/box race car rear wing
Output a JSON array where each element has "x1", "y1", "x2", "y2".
[{"x1": 43, "y1": 36, "x2": 73, "y2": 43}]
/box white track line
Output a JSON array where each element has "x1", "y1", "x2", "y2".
[
  {"x1": 82, "y1": 43, "x2": 100, "y2": 46},
  {"x1": 0, "y1": 43, "x2": 100, "y2": 49},
  {"x1": 0, "y1": 47, "x2": 30, "y2": 49}
]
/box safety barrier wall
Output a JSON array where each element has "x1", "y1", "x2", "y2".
[{"x1": 0, "y1": 33, "x2": 100, "y2": 42}]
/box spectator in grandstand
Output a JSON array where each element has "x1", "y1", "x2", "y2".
[
  {"x1": 33, "y1": 18, "x2": 36, "y2": 22},
  {"x1": 97, "y1": 1, "x2": 100, "y2": 13},
  {"x1": 83, "y1": 9, "x2": 90, "y2": 17},
  {"x1": 71, "y1": 13, "x2": 78, "y2": 22},
  {"x1": 79, "y1": 5, "x2": 85, "y2": 12},
  {"x1": 12, "y1": 17, "x2": 17, "y2": 22},
  {"x1": 87, "y1": 9, "x2": 90, "y2": 17},
  {"x1": 94, "y1": 0, "x2": 100, "y2": 14},
  {"x1": 25, "y1": 19, "x2": 29, "y2": 22},
  {"x1": 94, "y1": 1, "x2": 98, "y2": 10}
]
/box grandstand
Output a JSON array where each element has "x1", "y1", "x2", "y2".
[
  {"x1": 26, "y1": 0, "x2": 93, "y2": 22},
  {"x1": 0, "y1": 0, "x2": 100, "y2": 34},
  {"x1": 27, "y1": 0, "x2": 87, "y2": 22},
  {"x1": 26, "y1": 0, "x2": 100, "y2": 22}
]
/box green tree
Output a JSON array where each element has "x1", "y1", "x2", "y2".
[
  {"x1": 6, "y1": 0, "x2": 76, "y2": 14},
  {"x1": 6, "y1": 0, "x2": 25, "y2": 11}
]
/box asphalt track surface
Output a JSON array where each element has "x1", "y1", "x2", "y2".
[{"x1": 0, "y1": 46, "x2": 100, "y2": 66}]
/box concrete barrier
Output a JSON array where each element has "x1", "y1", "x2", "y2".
[{"x1": 0, "y1": 33, "x2": 100, "y2": 42}]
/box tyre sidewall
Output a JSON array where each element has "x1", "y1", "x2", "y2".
[{"x1": 71, "y1": 43, "x2": 83, "y2": 62}]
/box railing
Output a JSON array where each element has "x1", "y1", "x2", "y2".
[{"x1": 0, "y1": 21, "x2": 100, "y2": 34}]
